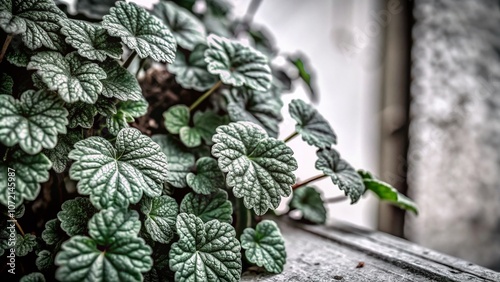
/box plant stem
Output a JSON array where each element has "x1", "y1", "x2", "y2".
[
  {"x1": 283, "y1": 131, "x2": 298, "y2": 143},
  {"x1": 324, "y1": 195, "x2": 348, "y2": 204},
  {"x1": 3, "y1": 148, "x2": 9, "y2": 162},
  {"x1": 135, "y1": 58, "x2": 147, "y2": 77},
  {"x1": 0, "y1": 34, "x2": 13, "y2": 63},
  {"x1": 235, "y1": 197, "x2": 252, "y2": 238},
  {"x1": 122, "y1": 50, "x2": 137, "y2": 69},
  {"x1": 189, "y1": 81, "x2": 222, "y2": 112},
  {"x1": 10, "y1": 217, "x2": 25, "y2": 236},
  {"x1": 243, "y1": 0, "x2": 262, "y2": 26},
  {"x1": 292, "y1": 173, "x2": 328, "y2": 190}
]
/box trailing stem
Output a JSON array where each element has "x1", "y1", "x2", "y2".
[
  {"x1": 189, "y1": 81, "x2": 222, "y2": 112},
  {"x1": 122, "y1": 50, "x2": 137, "y2": 69},
  {"x1": 324, "y1": 195, "x2": 348, "y2": 204},
  {"x1": 10, "y1": 217, "x2": 25, "y2": 236},
  {"x1": 292, "y1": 173, "x2": 328, "y2": 190},
  {"x1": 283, "y1": 131, "x2": 298, "y2": 143},
  {"x1": 0, "y1": 34, "x2": 13, "y2": 63},
  {"x1": 235, "y1": 197, "x2": 253, "y2": 238}
]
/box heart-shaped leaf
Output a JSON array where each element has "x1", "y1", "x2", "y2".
[
  {"x1": 140, "y1": 195, "x2": 178, "y2": 244},
  {"x1": 358, "y1": 170, "x2": 418, "y2": 214},
  {"x1": 169, "y1": 213, "x2": 241, "y2": 282},
  {"x1": 225, "y1": 87, "x2": 283, "y2": 138},
  {"x1": 0, "y1": 90, "x2": 68, "y2": 154},
  {"x1": 107, "y1": 98, "x2": 148, "y2": 135},
  {"x1": 69, "y1": 128, "x2": 169, "y2": 209},
  {"x1": 290, "y1": 186, "x2": 326, "y2": 224},
  {"x1": 57, "y1": 197, "x2": 98, "y2": 236},
  {"x1": 60, "y1": 19, "x2": 122, "y2": 61},
  {"x1": 152, "y1": 134, "x2": 195, "y2": 188},
  {"x1": 186, "y1": 157, "x2": 225, "y2": 195},
  {"x1": 289, "y1": 99, "x2": 336, "y2": 149},
  {"x1": 41, "y1": 218, "x2": 68, "y2": 247},
  {"x1": 0, "y1": 73, "x2": 13, "y2": 94},
  {"x1": 152, "y1": 1, "x2": 206, "y2": 50},
  {"x1": 15, "y1": 233, "x2": 37, "y2": 256},
  {"x1": 20, "y1": 272, "x2": 45, "y2": 282},
  {"x1": 212, "y1": 121, "x2": 297, "y2": 215},
  {"x1": 36, "y1": 250, "x2": 53, "y2": 272},
  {"x1": 316, "y1": 148, "x2": 365, "y2": 203},
  {"x1": 168, "y1": 44, "x2": 218, "y2": 91},
  {"x1": 205, "y1": 34, "x2": 272, "y2": 91},
  {"x1": 0, "y1": 0, "x2": 66, "y2": 50},
  {"x1": 180, "y1": 190, "x2": 232, "y2": 223},
  {"x1": 55, "y1": 209, "x2": 152, "y2": 282},
  {"x1": 241, "y1": 220, "x2": 286, "y2": 273},
  {"x1": 102, "y1": 1, "x2": 176, "y2": 63},
  {"x1": 163, "y1": 105, "x2": 189, "y2": 134},
  {"x1": 100, "y1": 59, "x2": 143, "y2": 101},
  {"x1": 28, "y1": 52, "x2": 107, "y2": 104}
]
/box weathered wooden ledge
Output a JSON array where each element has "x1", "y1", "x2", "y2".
[{"x1": 242, "y1": 218, "x2": 500, "y2": 282}]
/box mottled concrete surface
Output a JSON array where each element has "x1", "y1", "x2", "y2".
[{"x1": 406, "y1": 0, "x2": 500, "y2": 270}]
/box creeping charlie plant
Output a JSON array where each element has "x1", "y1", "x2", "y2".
[{"x1": 0, "y1": 0, "x2": 417, "y2": 281}]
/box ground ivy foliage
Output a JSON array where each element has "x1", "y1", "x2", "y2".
[
  {"x1": 140, "y1": 195, "x2": 178, "y2": 244},
  {"x1": 290, "y1": 186, "x2": 327, "y2": 224},
  {"x1": 180, "y1": 190, "x2": 233, "y2": 223}
]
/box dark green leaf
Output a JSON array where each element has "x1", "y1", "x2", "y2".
[
  {"x1": 41, "y1": 218, "x2": 66, "y2": 245},
  {"x1": 89, "y1": 209, "x2": 141, "y2": 242},
  {"x1": 0, "y1": 73, "x2": 13, "y2": 94},
  {"x1": 290, "y1": 186, "x2": 326, "y2": 224},
  {"x1": 20, "y1": 272, "x2": 45, "y2": 282},
  {"x1": 16, "y1": 233, "x2": 37, "y2": 256},
  {"x1": 36, "y1": 249, "x2": 53, "y2": 271},
  {"x1": 57, "y1": 197, "x2": 98, "y2": 236},
  {"x1": 140, "y1": 195, "x2": 178, "y2": 244},
  {"x1": 66, "y1": 102, "x2": 97, "y2": 129},
  {"x1": 186, "y1": 157, "x2": 225, "y2": 195},
  {"x1": 100, "y1": 59, "x2": 143, "y2": 101},
  {"x1": 43, "y1": 130, "x2": 81, "y2": 173},
  {"x1": 180, "y1": 190, "x2": 232, "y2": 223},
  {"x1": 107, "y1": 98, "x2": 148, "y2": 135}
]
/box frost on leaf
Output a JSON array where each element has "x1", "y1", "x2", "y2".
[
  {"x1": 212, "y1": 121, "x2": 297, "y2": 215},
  {"x1": 152, "y1": 134, "x2": 195, "y2": 188},
  {"x1": 205, "y1": 34, "x2": 272, "y2": 91},
  {"x1": 241, "y1": 220, "x2": 286, "y2": 273},
  {"x1": 186, "y1": 157, "x2": 225, "y2": 195},
  {"x1": 168, "y1": 44, "x2": 217, "y2": 91},
  {"x1": 69, "y1": 128, "x2": 169, "y2": 209},
  {"x1": 140, "y1": 195, "x2": 178, "y2": 244},
  {"x1": 0, "y1": 90, "x2": 68, "y2": 154},
  {"x1": 55, "y1": 209, "x2": 152, "y2": 282},
  {"x1": 0, "y1": 0, "x2": 67, "y2": 50},
  {"x1": 57, "y1": 197, "x2": 98, "y2": 236},
  {"x1": 100, "y1": 59, "x2": 143, "y2": 101},
  {"x1": 0, "y1": 149, "x2": 51, "y2": 207},
  {"x1": 225, "y1": 87, "x2": 283, "y2": 138},
  {"x1": 106, "y1": 98, "x2": 148, "y2": 135},
  {"x1": 180, "y1": 190, "x2": 232, "y2": 223},
  {"x1": 169, "y1": 213, "x2": 241, "y2": 282},
  {"x1": 152, "y1": 1, "x2": 206, "y2": 50},
  {"x1": 316, "y1": 148, "x2": 365, "y2": 203},
  {"x1": 290, "y1": 186, "x2": 326, "y2": 224},
  {"x1": 102, "y1": 1, "x2": 176, "y2": 63},
  {"x1": 28, "y1": 52, "x2": 107, "y2": 104},
  {"x1": 289, "y1": 99, "x2": 336, "y2": 149}
]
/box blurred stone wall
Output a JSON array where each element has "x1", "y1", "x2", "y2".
[{"x1": 406, "y1": 0, "x2": 500, "y2": 270}]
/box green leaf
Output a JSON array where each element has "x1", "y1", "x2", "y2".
[
  {"x1": 0, "y1": 73, "x2": 13, "y2": 94},
  {"x1": 0, "y1": 90, "x2": 68, "y2": 154},
  {"x1": 225, "y1": 87, "x2": 283, "y2": 138},
  {"x1": 316, "y1": 148, "x2": 365, "y2": 203},
  {"x1": 290, "y1": 186, "x2": 327, "y2": 224},
  {"x1": 102, "y1": 1, "x2": 176, "y2": 63},
  {"x1": 6, "y1": 40, "x2": 34, "y2": 67},
  {"x1": 55, "y1": 209, "x2": 152, "y2": 282},
  {"x1": 66, "y1": 102, "x2": 97, "y2": 129},
  {"x1": 140, "y1": 195, "x2": 178, "y2": 244},
  {"x1": 100, "y1": 59, "x2": 143, "y2": 101},
  {"x1": 186, "y1": 157, "x2": 225, "y2": 195},
  {"x1": 169, "y1": 213, "x2": 241, "y2": 282},
  {"x1": 95, "y1": 97, "x2": 117, "y2": 116},
  {"x1": 358, "y1": 170, "x2": 418, "y2": 214},
  {"x1": 28, "y1": 52, "x2": 107, "y2": 103},
  {"x1": 60, "y1": 19, "x2": 122, "y2": 61},
  {"x1": 152, "y1": 1, "x2": 206, "y2": 50},
  {"x1": 36, "y1": 249, "x2": 53, "y2": 271},
  {"x1": 0, "y1": 149, "x2": 51, "y2": 207},
  {"x1": 168, "y1": 44, "x2": 218, "y2": 91},
  {"x1": 190, "y1": 110, "x2": 228, "y2": 145},
  {"x1": 241, "y1": 220, "x2": 286, "y2": 273},
  {"x1": 20, "y1": 272, "x2": 45, "y2": 282},
  {"x1": 179, "y1": 190, "x2": 232, "y2": 223},
  {"x1": 179, "y1": 127, "x2": 200, "y2": 148},
  {"x1": 16, "y1": 233, "x2": 37, "y2": 256},
  {"x1": 43, "y1": 131, "x2": 81, "y2": 173},
  {"x1": 41, "y1": 218, "x2": 66, "y2": 245},
  {"x1": 212, "y1": 121, "x2": 297, "y2": 215},
  {"x1": 205, "y1": 34, "x2": 272, "y2": 91},
  {"x1": 57, "y1": 197, "x2": 98, "y2": 236},
  {"x1": 69, "y1": 128, "x2": 169, "y2": 209},
  {"x1": 107, "y1": 98, "x2": 148, "y2": 135},
  {"x1": 0, "y1": 0, "x2": 66, "y2": 50},
  {"x1": 164, "y1": 105, "x2": 189, "y2": 134},
  {"x1": 288, "y1": 55, "x2": 317, "y2": 102},
  {"x1": 144, "y1": 243, "x2": 174, "y2": 282},
  {"x1": 289, "y1": 99, "x2": 336, "y2": 149}
]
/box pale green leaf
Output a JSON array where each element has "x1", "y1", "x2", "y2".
[
  {"x1": 179, "y1": 190, "x2": 232, "y2": 223},
  {"x1": 0, "y1": 0, "x2": 66, "y2": 50},
  {"x1": 69, "y1": 128, "x2": 169, "y2": 209},
  {"x1": 168, "y1": 44, "x2": 217, "y2": 91},
  {"x1": 102, "y1": 1, "x2": 176, "y2": 63},
  {"x1": 107, "y1": 98, "x2": 148, "y2": 135},
  {"x1": 212, "y1": 121, "x2": 297, "y2": 215},
  {"x1": 186, "y1": 157, "x2": 225, "y2": 195},
  {"x1": 316, "y1": 148, "x2": 365, "y2": 203},
  {"x1": 28, "y1": 52, "x2": 107, "y2": 103},
  {"x1": 140, "y1": 195, "x2": 178, "y2": 244},
  {"x1": 20, "y1": 272, "x2": 45, "y2": 282},
  {"x1": 163, "y1": 104, "x2": 189, "y2": 134},
  {"x1": 89, "y1": 209, "x2": 141, "y2": 242},
  {"x1": 169, "y1": 213, "x2": 241, "y2": 282},
  {"x1": 289, "y1": 99, "x2": 336, "y2": 149},
  {"x1": 152, "y1": 1, "x2": 206, "y2": 50},
  {"x1": 57, "y1": 197, "x2": 98, "y2": 236},
  {"x1": 191, "y1": 110, "x2": 228, "y2": 144},
  {"x1": 60, "y1": 19, "x2": 122, "y2": 61},
  {"x1": 179, "y1": 126, "x2": 200, "y2": 148},
  {"x1": 152, "y1": 134, "x2": 195, "y2": 188},
  {"x1": 241, "y1": 220, "x2": 286, "y2": 273},
  {"x1": 0, "y1": 90, "x2": 68, "y2": 154},
  {"x1": 205, "y1": 34, "x2": 272, "y2": 91},
  {"x1": 290, "y1": 186, "x2": 326, "y2": 224},
  {"x1": 100, "y1": 59, "x2": 143, "y2": 101},
  {"x1": 0, "y1": 73, "x2": 13, "y2": 94},
  {"x1": 0, "y1": 149, "x2": 51, "y2": 207}
]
